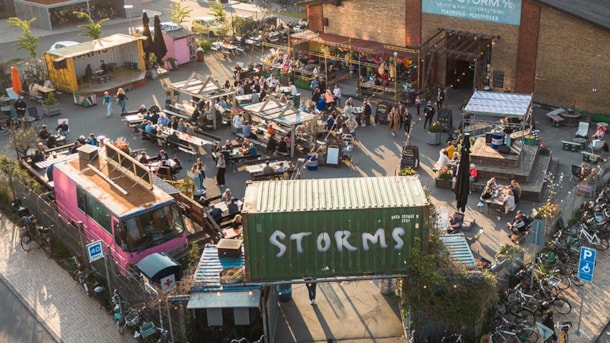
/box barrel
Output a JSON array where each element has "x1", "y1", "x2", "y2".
[
  {"x1": 379, "y1": 279, "x2": 394, "y2": 295},
  {"x1": 524, "y1": 135, "x2": 536, "y2": 146},
  {"x1": 306, "y1": 155, "x2": 318, "y2": 171},
  {"x1": 491, "y1": 132, "x2": 505, "y2": 149},
  {"x1": 276, "y1": 284, "x2": 292, "y2": 302}
]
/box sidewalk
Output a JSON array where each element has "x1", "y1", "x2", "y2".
[{"x1": 0, "y1": 215, "x2": 132, "y2": 343}]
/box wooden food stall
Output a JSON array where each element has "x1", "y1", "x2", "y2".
[
  {"x1": 43, "y1": 33, "x2": 147, "y2": 96},
  {"x1": 161, "y1": 72, "x2": 236, "y2": 129}
]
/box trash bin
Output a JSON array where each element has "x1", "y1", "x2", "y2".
[
  {"x1": 306, "y1": 154, "x2": 318, "y2": 171},
  {"x1": 292, "y1": 93, "x2": 301, "y2": 108},
  {"x1": 196, "y1": 48, "x2": 205, "y2": 62},
  {"x1": 165, "y1": 99, "x2": 172, "y2": 110},
  {"x1": 277, "y1": 284, "x2": 292, "y2": 302}
]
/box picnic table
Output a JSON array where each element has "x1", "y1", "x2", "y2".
[
  {"x1": 35, "y1": 152, "x2": 77, "y2": 169},
  {"x1": 123, "y1": 114, "x2": 145, "y2": 127},
  {"x1": 160, "y1": 127, "x2": 212, "y2": 148},
  {"x1": 245, "y1": 160, "x2": 292, "y2": 177}
]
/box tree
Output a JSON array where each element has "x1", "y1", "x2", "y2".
[
  {"x1": 166, "y1": 2, "x2": 192, "y2": 26},
  {"x1": 73, "y1": 11, "x2": 109, "y2": 40},
  {"x1": 7, "y1": 17, "x2": 39, "y2": 59},
  {"x1": 210, "y1": 0, "x2": 227, "y2": 32},
  {"x1": 9, "y1": 125, "x2": 37, "y2": 160}
]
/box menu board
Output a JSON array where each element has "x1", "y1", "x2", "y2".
[
  {"x1": 400, "y1": 145, "x2": 420, "y2": 169},
  {"x1": 438, "y1": 109, "x2": 453, "y2": 133},
  {"x1": 493, "y1": 70, "x2": 504, "y2": 88}
]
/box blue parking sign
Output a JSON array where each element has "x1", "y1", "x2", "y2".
[
  {"x1": 86, "y1": 241, "x2": 104, "y2": 263},
  {"x1": 578, "y1": 247, "x2": 596, "y2": 283}
]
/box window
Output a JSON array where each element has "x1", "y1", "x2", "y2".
[
  {"x1": 77, "y1": 187, "x2": 111, "y2": 233},
  {"x1": 115, "y1": 204, "x2": 185, "y2": 252}
]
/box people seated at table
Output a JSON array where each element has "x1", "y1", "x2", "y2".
[
  {"x1": 43, "y1": 78, "x2": 54, "y2": 89},
  {"x1": 240, "y1": 143, "x2": 257, "y2": 156},
  {"x1": 223, "y1": 139, "x2": 233, "y2": 150},
  {"x1": 221, "y1": 188, "x2": 233, "y2": 203},
  {"x1": 213, "y1": 41, "x2": 222, "y2": 50},
  {"x1": 169, "y1": 116, "x2": 178, "y2": 130},
  {"x1": 480, "y1": 185, "x2": 494, "y2": 202},
  {"x1": 209, "y1": 204, "x2": 223, "y2": 222},
  {"x1": 469, "y1": 164, "x2": 478, "y2": 194},
  {"x1": 157, "y1": 112, "x2": 170, "y2": 127},
  {"x1": 510, "y1": 179, "x2": 522, "y2": 204},
  {"x1": 262, "y1": 160, "x2": 274, "y2": 174},
  {"x1": 169, "y1": 158, "x2": 183, "y2": 177},
  {"x1": 501, "y1": 190, "x2": 516, "y2": 214},
  {"x1": 99, "y1": 60, "x2": 108, "y2": 75},
  {"x1": 14, "y1": 96, "x2": 27, "y2": 118},
  {"x1": 38, "y1": 125, "x2": 50, "y2": 140},
  {"x1": 486, "y1": 177, "x2": 498, "y2": 190},
  {"x1": 138, "y1": 104, "x2": 147, "y2": 114},
  {"x1": 592, "y1": 124, "x2": 606, "y2": 139},
  {"x1": 212, "y1": 140, "x2": 223, "y2": 153},
  {"x1": 31, "y1": 142, "x2": 48, "y2": 165},
  {"x1": 278, "y1": 137, "x2": 289, "y2": 154},
  {"x1": 69, "y1": 140, "x2": 82, "y2": 154},
  {"x1": 227, "y1": 197, "x2": 240, "y2": 215},
  {"x1": 138, "y1": 151, "x2": 149, "y2": 164},
  {"x1": 86, "y1": 133, "x2": 98, "y2": 146},
  {"x1": 77, "y1": 135, "x2": 87, "y2": 145},
  {"x1": 278, "y1": 93, "x2": 288, "y2": 105},
  {"x1": 276, "y1": 162, "x2": 287, "y2": 173},
  {"x1": 506, "y1": 210, "x2": 528, "y2": 234},
  {"x1": 447, "y1": 212, "x2": 464, "y2": 234},
  {"x1": 176, "y1": 118, "x2": 187, "y2": 133},
  {"x1": 166, "y1": 131, "x2": 179, "y2": 148},
  {"x1": 434, "y1": 149, "x2": 450, "y2": 171},
  {"x1": 185, "y1": 123, "x2": 195, "y2": 136},
  {"x1": 231, "y1": 214, "x2": 243, "y2": 231},
  {"x1": 242, "y1": 121, "x2": 254, "y2": 139},
  {"x1": 144, "y1": 120, "x2": 156, "y2": 136},
  {"x1": 157, "y1": 149, "x2": 169, "y2": 161},
  {"x1": 56, "y1": 120, "x2": 69, "y2": 136},
  {"x1": 46, "y1": 134, "x2": 58, "y2": 149}
]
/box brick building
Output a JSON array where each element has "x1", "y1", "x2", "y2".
[{"x1": 304, "y1": 0, "x2": 609, "y2": 114}]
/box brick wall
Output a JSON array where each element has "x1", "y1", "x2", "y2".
[
  {"x1": 322, "y1": 0, "x2": 406, "y2": 46},
  {"x1": 535, "y1": 6, "x2": 610, "y2": 114},
  {"x1": 421, "y1": 14, "x2": 520, "y2": 91},
  {"x1": 514, "y1": 0, "x2": 540, "y2": 93}
]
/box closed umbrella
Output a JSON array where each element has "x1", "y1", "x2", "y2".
[
  {"x1": 11, "y1": 66, "x2": 22, "y2": 94},
  {"x1": 152, "y1": 15, "x2": 167, "y2": 63},
  {"x1": 141, "y1": 11, "x2": 154, "y2": 62},
  {"x1": 455, "y1": 133, "x2": 471, "y2": 213}
]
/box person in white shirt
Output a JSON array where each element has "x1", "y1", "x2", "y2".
[
  {"x1": 502, "y1": 190, "x2": 516, "y2": 214},
  {"x1": 332, "y1": 84, "x2": 342, "y2": 106},
  {"x1": 214, "y1": 41, "x2": 222, "y2": 50},
  {"x1": 232, "y1": 113, "x2": 244, "y2": 134},
  {"x1": 288, "y1": 81, "x2": 298, "y2": 97}
]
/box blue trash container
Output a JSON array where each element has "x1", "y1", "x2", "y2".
[{"x1": 276, "y1": 284, "x2": 292, "y2": 302}]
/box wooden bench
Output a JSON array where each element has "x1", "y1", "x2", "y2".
[
  {"x1": 251, "y1": 170, "x2": 289, "y2": 181},
  {"x1": 582, "y1": 151, "x2": 602, "y2": 164},
  {"x1": 163, "y1": 109, "x2": 189, "y2": 121},
  {"x1": 561, "y1": 140, "x2": 583, "y2": 152},
  {"x1": 509, "y1": 128, "x2": 532, "y2": 140},
  {"x1": 177, "y1": 144, "x2": 197, "y2": 160},
  {"x1": 546, "y1": 108, "x2": 565, "y2": 127}
]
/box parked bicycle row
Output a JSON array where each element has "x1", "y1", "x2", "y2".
[{"x1": 112, "y1": 289, "x2": 171, "y2": 342}]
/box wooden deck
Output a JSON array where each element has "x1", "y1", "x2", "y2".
[
  {"x1": 470, "y1": 137, "x2": 553, "y2": 201},
  {"x1": 78, "y1": 68, "x2": 147, "y2": 96}
]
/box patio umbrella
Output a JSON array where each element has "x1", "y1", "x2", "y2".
[
  {"x1": 141, "y1": 11, "x2": 154, "y2": 61},
  {"x1": 11, "y1": 66, "x2": 22, "y2": 94},
  {"x1": 455, "y1": 133, "x2": 471, "y2": 213},
  {"x1": 152, "y1": 15, "x2": 167, "y2": 63}
]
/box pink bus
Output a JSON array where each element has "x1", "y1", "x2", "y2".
[{"x1": 52, "y1": 143, "x2": 189, "y2": 274}]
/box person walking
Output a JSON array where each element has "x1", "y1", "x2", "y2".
[
  {"x1": 362, "y1": 99, "x2": 372, "y2": 127},
  {"x1": 216, "y1": 153, "x2": 227, "y2": 187},
  {"x1": 415, "y1": 95, "x2": 422, "y2": 116},
  {"x1": 191, "y1": 158, "x2": 205, "y2": 191},
  {"x1": 436, "y1": 87, "x2": 445, "y2": 109},
  {"x1": 305, "y1": 277, "x2": 317, "y2": 305},
  {"x1": 423, "y1": 100, "x2": 435, "y2": 129},
  {"x1": 102, "y1": 91, "x2": 112, "y2": 117},
  {"x1": 116, "y1": 88, "x2": 130, "y2": 114},
  {"x1": 402, "y1": 108, "x2": 412, "y2": 136},
  {"x1": 388, "y1": 107, "x2": 400, "y2": 137}
]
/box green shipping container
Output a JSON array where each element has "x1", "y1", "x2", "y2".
[{"x1": 242, "y1": 176, "x2": 430, "y2": 282}]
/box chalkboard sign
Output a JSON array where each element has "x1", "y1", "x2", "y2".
[
  {"x1": 400, "y1": 145, "x2": 420, "y2": 169},
  {"x1": 326, "y1": 145, "x2": 340, "y2": 166},
  {"x1": 493, "y1": 70, "x2": 504, "y2": 88},
  {"x1": 437, "y1": 109, "x2": 453, "y2": 133}
]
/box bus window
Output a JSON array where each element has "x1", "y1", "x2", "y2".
[{"x1": 119, "y1": 204, "x2": 185, "y2": 253}]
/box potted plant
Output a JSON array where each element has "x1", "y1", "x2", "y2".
[
  {"x1": 397, "y1": 167, "x2": 417, "y2": 176},
  {"x1": 42, "y1": 92, "x2": 61, "y2": 116},
  {"x1": 164, "y1": 57, "x2": 178, "y2": 70},
  {"x1": 426, "y1": 121, "x2": 442, "y2": 145},
  {"x1": 494, "y1": 244, "x2": 525, "y2": 275},
  {"x1": 435, "y1": 166, "x2": 453, "y2": 189},
  {"x1": 538, "y1": 142, "x2": 550, "y2": 156}
]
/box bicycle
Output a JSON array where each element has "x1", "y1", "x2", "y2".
[
  {"x1": 557, "y1": 321, "x2": 572, "y2": 343},
  {"x1": 491, "y1": 317, "x2": 539, "y2": 343},
  {"x1": 112, "y1": 289, "x2": 131, "y2": 334},
  {"x1": 578, "y1": 223, "x2": 609, "y2": 250},
  {"x1": 70, "y1": 256, "x2": 92, "y2": 296},
  {"x1": 19, "y1": 215, "x2": 53, "y2": 257}
]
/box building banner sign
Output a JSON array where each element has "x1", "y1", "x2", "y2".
[{"x1": 423, "y1": 0, "x2": 522, "y2": 26}]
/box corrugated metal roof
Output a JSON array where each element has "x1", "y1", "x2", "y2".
[
  {"x1": 46, "y1": 33, "x2": 144, "y2": 59},
  {"x1": 243, "y1": 176, "x2": 427, "y2": 213},
  {"x1": 191, "y1": 244, "x2": 260, "y2": 292},
  {"x1": 441, "y1": 235, "x2": 476, "y2": 267},
  {"x1": 464, "y1": 91, "x2": 532, "y2": 118}
]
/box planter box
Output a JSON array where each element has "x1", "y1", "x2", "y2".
[
  {"x1": 427, "y1": 131, "x2": 442, "y2": 145},
  {"x1": 42, "y1": 104, "x2": 61, "y2": 117},
  {"x1": 73, "y1": 93, "x2": 97, "y2": 107},
  {"x1": 435, "y1": 178, "x2": 452, "y2": 189}
]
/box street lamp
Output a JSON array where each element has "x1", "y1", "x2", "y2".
[
  {"x1": 393, "y1": 51, "x2": 398, "y2": 106},
  {"x1": 124, "y1": 4, "x2": 134, "y2": 35}
]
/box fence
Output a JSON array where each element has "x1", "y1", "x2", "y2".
[{"x1": 15, "y1": 184, "x2": 191, "y2": 342}]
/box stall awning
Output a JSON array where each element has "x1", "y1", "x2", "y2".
[
  {"x1": 243, "y1": 96, "x2": 316, "y2": 127},
  {"x1": 440, "y1": 235, "x2": 476, "y2": 267},
  {"x1": 187, "y1": 290, "x2": 261, "y2": 309},
  {"x1": 46, "y1": 33, "x2": 144, "y2": 59},
  {"x1": 464, "y1": 91, "x2": 533, "y2": 118}
]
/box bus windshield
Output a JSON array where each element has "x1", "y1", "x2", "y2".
[{"x1": 116, "y1": 204, "x2": 185, "y2": 252}]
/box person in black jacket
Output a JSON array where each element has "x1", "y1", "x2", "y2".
[{"x1": 423, "y1": 100, "x2": 435, "y2": 129}]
